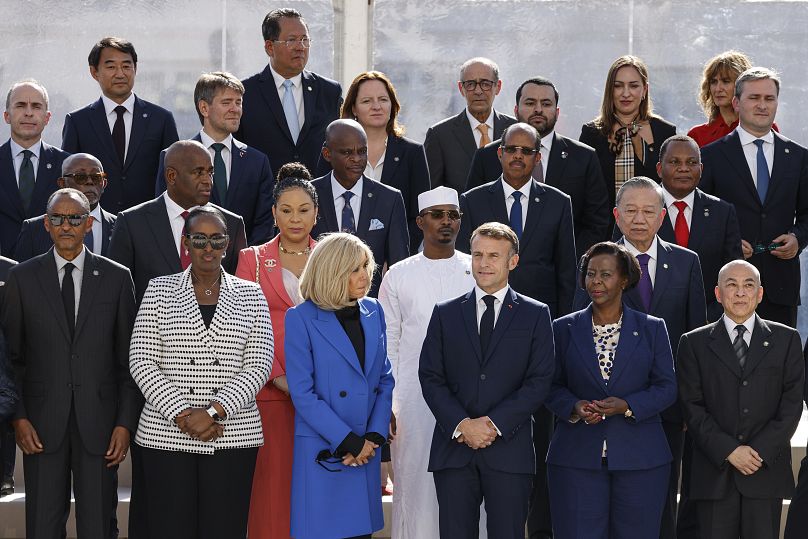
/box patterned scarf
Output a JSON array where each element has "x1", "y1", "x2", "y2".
[{"x1": 612, "y1": 120, "x2": 640, "y2": 196}]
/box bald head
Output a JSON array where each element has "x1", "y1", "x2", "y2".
[
  {"x1": 57, "y1": 153, "x2": 106, "y2": 209},
  {"x1": 324, "y1": 119, "x2": 366, "y2": 147},
  {"x1": 164, "y1": 140, "x2": 214, "y2": 209},
  {"x1": 62, "y1": 153, "x2": 104, "y2": 175},
  {"x1": 165, "y1": 139, "x2": 210, "y2": 170},
  {"x1": 322, "y1": 120, "x2": 368, "y2": 188}
]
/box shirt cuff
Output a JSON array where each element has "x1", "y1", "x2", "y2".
[
  {"x1": 487, "y1": 417, "x2": 502, "y2": 436},
  {"x1": 452, "y1": 417, "x2": 470, "y2": 439}
]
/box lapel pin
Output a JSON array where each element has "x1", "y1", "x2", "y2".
[
  {"x1": 561, "y1": 151, "x2": 568, "y2": 159},
  {"x1": 764, "y1": 341, "x2": 769, "y2": 347},
  {"x1": 394, "y1": 156, "x2": 400, "y2": 162},
  {"x1": 507, "y1": 304, "x2": 512, "y2": 309},
  {"x1": 46, "y1": 163, "x2": 52, "y2": 169},
  {"x1": 0, "y1": 281, "x2": 4, "y2": 287},
  {"x1": 368, "y1": 192, "x2": 373, "y2": 198},
  {"x1": 633, "y1": 331, "x2": 638, "y2": 336},
  {"x1": 93, "y1": 270, "x2": 99, "y2": 276},
  {"x1": 785, "y1": 148, "x2": 790, "y2": 154},
  {"x1": 265, "y1": 259, "x2": 276, "y2": 268},
  {"x1": 307, "y1": 86, "x2": 312, "y2": 91},
  {"x1": 663, "y1": 263, "x2": 668, "y2": 269},
  {"x1": 465, "y1": 270, "x2": 471, "y2": 275},
  {"x1": 534, "y1": 197, "x2": 540, "y2": 202},
  {"x1": 704, "y1": 209, "x2": 710, "y2": 217},
  {"x1": 143, "y1": 113, "x2": 148, "y2": 118},
  {"x1": 240, "y1": 150, "x2": 246, "y2": 158}
]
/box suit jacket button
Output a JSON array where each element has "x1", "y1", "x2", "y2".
[
  {"x1": 213, "y1": 360, "x2": 220, "y2": 365},
  {"x1": 737, "y1": 434, "x2": 744, "y2": 441},
  {"x1": 190, "y1": 359, "x2": 195, "y2": 365},
  {"x1": 71, "y1": 354, "x2": 78, "y2": 360},
  {"x1": 743, "y1": 408, "x2": 749, "y2": 414},
  {"x1": 189, "y1": 388, "x2": 195, "y2": 394},
  {"x1": 480, "y1": 374, "x2": 486, "y2": 381},
  {"x1": 121, "y1": 175, "x2": 127, "y2": 181},
  {"x1": 339, "y1": 390, "x2": 347, "y2": 397},
  {"x1": 742, "y1": 380, "x2": 748, "y2": 386}
]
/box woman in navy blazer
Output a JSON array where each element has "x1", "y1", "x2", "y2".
[
  {"x1": 546, "y1": 242, "x2": 677, "y2": 538},
  {"x1": 285, "y1": 232, "x2": 394, "y2": 539}
]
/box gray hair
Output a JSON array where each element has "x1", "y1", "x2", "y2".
[
  {"x1": 734, "y1": 67, "x2": 780, "y2": 98},
  {"x1": 615, "y1": 176, "x2": 665, "y2": 209},
  {"x1": 459, "y1": 57, "x2": 500, "y2": 82},
  {"x1": 5, "y1": 79, "x2": 49, "y2": 110},
  {"x1": 718, "y1": 259, "x2": 761, "y2": 286},
  {"x1": 47, "y1": 188, "x2": 91, "y2": 214}
]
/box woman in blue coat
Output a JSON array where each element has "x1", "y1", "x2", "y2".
[
  {"x1": 546, "y1": 242, "x2": 677, "y2": 538},
  {"x1": 285, "y1": 232, "x2": 394, "y2": 539}
]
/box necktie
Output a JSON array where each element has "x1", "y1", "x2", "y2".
[
  {"x1": 753, "y1": 139, "x2": 770, "y2": 203},
  {"x1": 509, "y1": 191, "x2": 523, "y2": 239},
  {"x1": 83, "y1": 227, "x2": 95, "y2": 253},
  {"x1": 479, "y1": 295, "x2": 496, "y2": 355},
  {"x1": 18, "y1": 149, "x2": 35, "y2": 212},
  {"x1": 211, "y1": 143, "x2": 228, "y2": 204},
  {"x1": 636, "y1": 253, "x2": 653, "y2": 312},
  {"x1": 477, "y1": 124, "x2": 490, "y2": 148},
  {"x1": 282, "y1": 79, "x2": 300, "y2": 144},
  {"x1": 532, "y1": 146, "x2": 545, "y2": 183},
  {"x1": 733, "y1": 324, "x2": 748, "y2": 370},
  {"x1": 62, "y1": 262, "x2": 76, "y2": 338},
  {"x1": 180, "y1": 210, "x2": 191, "y2": 269},
  {"x1": 112, "y1": 105, "x2": 127, "y2": 164},
  {"x1": 341, "y1": 192, "x2": 356, "y2": 234},
  {"x1": 672, "y1": 201, "x2": 689, "y2": 247}
]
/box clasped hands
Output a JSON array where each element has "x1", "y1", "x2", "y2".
[
  {"x1": 574, "y1": 397, "x2": 628, "y2": 425},
  {"x1": 456, "y1": 417, "x2": 498, "y2": 449},
  {"x1": 175, "y1": 407, "x2": 223, "y2": 442},
  {"x1": 728, "y1": 445, "x2": 764, "y2": 475},
  {"x1": 342, "y1": 439, "x2": 379, "y2": 467}
]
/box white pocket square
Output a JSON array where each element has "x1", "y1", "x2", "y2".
[{"x1": 369, "y1": 218, "x2": 385, "y2": 231}]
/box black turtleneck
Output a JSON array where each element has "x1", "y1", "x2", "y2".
[{"x1": 335, "y1": 303, "x2": 365, "y2": 370}]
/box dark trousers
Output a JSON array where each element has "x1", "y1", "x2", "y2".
[
  {"x1": 697, "y1": 490, "x2": 781, "y2": 539},
  {"x1": 434, "y1": 452, "x2": 533, "y2": 539},
  {"x1": 784, "y1": 450, "x2": 808, "y2": 539},
  {"x1": 527, "y1": 406, "x2": 553, "y2": 538},
  {"x1": 127, "y1": 442, "x2": 147, "y2": 539},
  {"x1": 23, "y1": 405, "x2": 116, "y2": 539},
  {"x1": 675, "y1": 431, "x2": 700, "y2": 539},
  {"x1": 757, "y1": 296, "x2": 797, "y2": 328},
  {"x1": 0, "y1": 419, "x2": 15, "y2": 478},
  {"x1": 139, "y1": 444, "x2": 258, "y2": 539},
  {"x1": 548, "y1": 462, "x2": 670, "y2": 538},
  {"x1": 660, "y1": 421, "x2": 685, "y2": 539}
]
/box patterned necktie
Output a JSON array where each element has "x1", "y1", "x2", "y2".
[
  {"x1": 672, "y1": 201, "x2": 689, "y2": 247},
  {"x1": 479, "y1": 295, "x2": 496, "y2": 355},
  {"x1": 211, "y1": 143, "x2": 228, "y2": 204},
  {"x1": 180, "y1": 210, "x2": 191, "y2": 269},
  {"x1": 341, "y1": 192, "x2": 356, "y2": 234},
  {"x1": 84, "y1": 227, "x2": 94, "y2": 253},
  {"x1": 733, "y1": 324, "x2": 748, "y2": 370},
  {"x1": 112, "y1": 105, "x2": 127, "y2": 164},
  {"x1": 636, "y1": 253, "x2": 653, "y2": 312},
  {"x1": 18, "y1": 149, "x2": 35, "y2": 212},
  {"x1": 62, "y1": 262, "x2": 76, "y2": 338},
  {"x1": 477, "y1": 124, "x2": 491, "y2": 148},
  {"x1": 282, "y1": 79, "x2": 300, "y2": 144},
  {"x1": 753, "y1": 139, "x2": 770, "y2": 203},
  {"x1": 509, "y1": 191, "x2": 523, "y2": 239}
]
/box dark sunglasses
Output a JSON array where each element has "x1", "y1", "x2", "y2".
[
  {"x1": 47, "y1": 213, "x2": 89, "y2": 227},
  {"x1": 419, "y1": 209, "x2": 462, "y2": 221},
  {"x1": 184, "y1": 233, "x2": 229, "y2": 250},
  {"x1": 315, "y1": 449, "x2": 343, "y2": 473},
  {"x1": 501, "y1": 145, "x2": 539, "y2": 156},
  {"x1": 62, "y1": 172, "x2": 107, "y2": 185}
]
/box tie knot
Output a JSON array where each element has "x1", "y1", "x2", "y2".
[
  {"x1": 64, "y1": 262, "x2": 75, "y2": 275},
  {"x1": 114, "y1": 105, "x2": 126, "y2": 117},
  {"x1": 211, "y1": 142, "x2": 225, "y2": 154},
  {"x1": 21, "y1": 149, "x2": 33, "y2": 159},
  {"x1": 512, "y1": 191, "x2": 523, "y2": 202},
  {"x1": 477, "y1": 124, "x2": 489, "y2": 136},
  {"x1": 482, "y1": 294, "x2": 496, "y2": 309},
  {"x1": 735, "y1": 324, "x2": 746, "y2": 337},
  {"x1": 636, "y1": 253, "x2": 650, "y2": 266},
  {"x1": 753, "y1": 139, "x2": 765, "y2": 149},
  {"x1": 283, "y1": 79, "x2": 294, "y2": 90},
  {"x1": 673, "y1": 200, "x2": 688, "y2": 211},
  {"x1": 342, "y1": 191, "x2": 354, "y2": 202},
  {"x1": 181, "y1": 210, "x2": 189, "y2": 220}
]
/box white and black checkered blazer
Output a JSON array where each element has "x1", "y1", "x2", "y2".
[{"x1": 129, "y1": 267, "x2": 273, "y2": 453}]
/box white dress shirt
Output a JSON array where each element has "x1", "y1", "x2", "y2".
[
  {"x1": 331, "y1": 173, "x2": 364, "y2": 230},
  {"x1": 89, "y1": 205, "x2": 103, "y2": 254},
  {"x1": 164, "y1": 192, "x2": 198, "y2": 255},
  {"x1": 501, "y1": 179, "x2": 531, "y2": 230},
  {"x1": 466, "y1": 109, "x2": 494, "y2": 148},
  {"x1": 364, "y1": 138, "x2": 387, "y2": 181},
  {"x1": 475, "y1": 284, "x2": 510, "y2": 330},
  {"x1": 54, "y1": 246, "x2": 86, "y2": 319},
  {"x1": 10, "y1": 138, "x2": 41, "y2": 183},
  {"x1": 269, "y1": 63, "x2": 305, "y2": 128},
  {"x1": 199, "y1": 130, "x2": 233, "y2": 187},
  {"x1": 538, "y1": 131, "x2": 555, "y2": 180},
  {"x1": 623, "y1": 236, "x2": 659, "y2": 286},
  {"x1": 737, "y1": 125, "x2": 774, "y2": 188},
  {"x1": 662, "y1": 187, "x2": 696, "y2": 230},
  {"x1": 723, "y1": 313, "x2": 755, "y2": 347},
  {"x1": 101, "y1": 93, "x2": 136, "y2": 160}
]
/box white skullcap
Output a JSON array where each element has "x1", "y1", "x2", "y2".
[{"x1": 418, "y1": 186, "x2": 460, "y2": 212}]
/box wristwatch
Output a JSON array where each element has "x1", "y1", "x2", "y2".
[
  {"x1": 206, "y1": 405, "x2": 222, "y2": 422},
  {"x1": 624, "y1": 408, "x2": 634, "y2": 419}
]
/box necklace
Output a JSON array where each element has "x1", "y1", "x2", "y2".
[
  {"x1": 279, "y1": 242, "x2": 311, "y2": 256},
  {"x1": 191, "y1": 270, "x2": 221, "y2": 296}
]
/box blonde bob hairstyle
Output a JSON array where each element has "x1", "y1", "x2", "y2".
[{"x1": 299, "y1": 232, "x2": 376, "y2": 310}]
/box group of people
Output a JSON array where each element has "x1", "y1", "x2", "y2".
[{"x1": 0, "y1": 6, "x2": 807, "y2": 539}]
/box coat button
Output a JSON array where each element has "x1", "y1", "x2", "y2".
[
  {"x1": 339, "y1": 391, "x2": 347, "y2": 397},
  {"x1": 743, "y1": 408, "x2": 749, "y2": 414},
  {"x1": 189, "y1": 388, "x2": 195, "y2": 394},
  {"x1": 737, "y1": 434, "x2": 744, "y2": 441},
  {"x1": 480, "y1": 374, "x2": 486, "y2": 381},
  {"x1": 190, "y1": 359, "x2": 195, "y2": 365},
  {"x1": 213, "y1": 360, "x2": 220, "y2": 365},
  {"x1": 742, "y1": 380, "x2": 748, "y2": 386}
]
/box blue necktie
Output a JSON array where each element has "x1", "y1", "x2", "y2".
[
  {"x1": 509, "y1": 191, "x2": 523, "y2": 239},
  {"x1": 282, "y1": 79, "x2": 300, "y2": 144},
  {"x1": 636, "y1": 253, "x2": 652, "y2": 312},
  {"x1": 341, "y1": 191, "x2": 356, "y2": 234},
  {"x1": 211, "y1": 143, "x2": 228, "y2": 204},
  {"x1": 753, "y1": 139, "x2": 770, "y2": 203},
  {"x1": 83, "y1": 227, "x2": 94, "y2": 253}
]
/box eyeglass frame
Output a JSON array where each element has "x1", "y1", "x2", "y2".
[
  {"x1": 47, "y1": 213, "x2": 90, "y2": 227},
  {"x1": 315, "y1": 449, "x2": 343, "y2": 473},
  {"x1": 61, "y1": 172, "x2": 108, "y2": 185},
  {"x1": 418, "y1": 209, "x2": 463, "y2": 221},
  {"x1": 273, "y1": 37, "x2": 312, "y2": 48},
  {"x1": 500, "y1": 145, "x2": 540, "y2": 156},
  {"x1": 183, "y1": 232, "x2": 229, "y2": 250},
  {"x1": 460, "y1": 79, "x2": 496, "y2": 92}
]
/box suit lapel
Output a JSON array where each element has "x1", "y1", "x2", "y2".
[
  {"x1": 452, "y1": 111, "x2": 477, "y2": 160},
  {"x1": 32, "y1": 143, "x2": 57, "y2": 214},
  {"x1": 0, "y1": 141, "x2": 24, "y2": 219},
  {"x1": 380, "y1": 134, "x2": 402, "y2": 185},
  {"x1": 766, "y1": 134, "x2": 790, "y2": 206},
  {"x1": 744, "y1": 315, "x2": 773, "y2": 375},
  {"x1": 615, "y1": 238, "x2": 645, "y2": 312},
  {"x1": 258, "y1": 66, "x2": 294, "y2": 144},
  {"x1": 607, "y1": 308, "x2": 641, "y2": 388},
  {"x1": 708, "y1": 318, "x2": 743, "y2": 378},
  {"x1": 460, "y1": 290, "x2": 483, "y2": 363},
  {"x1": 124, "y1": 97, "x2": 147, "y2": 171},
  {"x1": 544, "y1": 133, "x2": 567, "y2": 186},
  {"x1": 312, "y1": 309, "x2": 364, "y2": 376},
  {"x1": 263, "y1": 237, "x2": 296, "y2": 309},
  {"x1": 74, "y1": 251, "x2": 101, "y2": 338},
  {"x1": 487, "y1": 179, "x2": 510, "y2": 224},
  {"x1": 685, "y1": 190, "x2": 707, "y2": 251},
  {"x1": 315, "y1": 178, "x2": 339, "y2": 233},
  {"x1": 483, "y1": 287, "x2": 518, "y2": 365},
  {"x1": 176, "y1": 268, "x2": 216, "y2": 354},
  {"x1": 492, "y1": 111, "x2": 511, "y2": 140},
  {"x1": 519, "y1": 181, "x2": 544, "y2": 252},
  {"x1": 298, "y1": 71, "x2": 317, "y2": 143},
  {"x1": 100, "y1": 208, "x2": 114, "y2": 255},
  {"x1": 356, "y1": 176, "x2": 377, "y2": 236},
  {"x1": 147, "y1": 197, "x2": 182, "y2": 271},
  {"x1": 226, "y1": 139, "x2": 248, "y2": 207},
  {"x1": 88, "y1": 98, "x2": 120, "y2": 167},
  {"x1": 36, "y1": 250, "x2": 71, "y2": 341},
  {"x1": 721, "y1": 133, "x2": 760, "y2": 206},
  {"x1": 649, "y1": 239, "x2": 672, "y2": 314},
  {"x1": 358, "y1": 299, "x2": 380, "y2": 375},
  {"x1": 570, "y1": 306, "x2": 607, "y2": 390}
]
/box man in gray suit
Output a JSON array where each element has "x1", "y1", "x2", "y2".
[
  {"x1": 2, "y1": 188, "x2": 139, "y2": 538},
  {"x1": 424, "y1": 57, "x2": 515, "y2": 193}
]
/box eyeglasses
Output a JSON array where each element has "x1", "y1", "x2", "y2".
[
  {"x1": 184, "y1": 233, "x2": 229, "y2": 250},
  {"x1": 61, "y1": 172, "x2": 107, "y2": 185},
  {"x1": 419, "y1": 209, "x2": 462, "y2": 221},
  {"x1": 501, "y1": 145, "x2": 539, "y2": 156},
  {"x1": 461, "y1": 79, "x2": 496, "y2": 92},
  {"x1": 47, "y1": 213, "x2": 89, "y2": 227},
  {"x1": 273, "y1": 37, "x2": 312, "y2": 48},
  {"x1": 315, "y1": 449, "x2": 343, "y2": 473}
]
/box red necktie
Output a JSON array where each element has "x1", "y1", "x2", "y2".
[
  {"x1": 672, "y1": 201, "x2": 689, "y2": 248},
  {"x1": 180, "y1": 210, "x2": 191, "y2": 269}
]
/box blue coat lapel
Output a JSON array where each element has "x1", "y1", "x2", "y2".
[
  {"x1": 487, "y1": 179, "x2": 510, "y2": 224},
  {"x1": 607, "y1": 307, "x2": 642, "y2": 388},
  {"x1": 226, "y1": 139, "x2": 249, "y2": 207},
  {"x1": 299, "y1": 71, "x2": 318, "y2": 144},
  {"x1": 519, "y1": 181, "x2": 545, "y2": 252},
  {"x1": 358, "y1": 299, "x2": 379, "y2": 376},
  {"x1": 311, "y1": 308, "x2": 365, "y2": 377},
  {"x1": 483, "y1": 287, "x2": 519, "y2": 365},
  {"x1": 570, "y1": 306, "x2": 607, "y2": 390},
  {"x1": 356, "y1": 176, "x2": 378, "y2": 236},
  {"x1": 649, "y1": 240, "x2": 673, "y2": 313}
]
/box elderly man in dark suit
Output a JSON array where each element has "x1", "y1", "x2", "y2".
[
  {"x1": 425, "y1": 57, "x2": 516, "y2": 194},
  {"x1": 678, "y1": 260, "x2": 804, "y2": 539},
  {"x1": 0, "y1": 255, "x2": 19, "y2": 497},
  {"x1": 236, "y1": 8, "x2": 342, "y2": 175},
  {"x1": 309, "y1": 120, "x2": 409, "y2": 296},
  {"x1": 2, "y1": 188, "x2": 139, "y2": 538},
  {"x1": 700, "y1": 67, "x2": 808, "y2": 328},
  {"x1": 62, "y1": 37, "x2": 179, "y2": 214},
  {"x1": 466, "y1": 77, "x2": 610, "y2": 258},
  {"x1": 14, "y1": 153, "x2": 116, "y2": 261},
  {"x1": 1, "y1": 79, "x2": 69, "y2": 257},
  {"x1": 155, "y1": 72, "x2": 274, "y2": 245},
  {"x1": 783, "y1": 340, "x2": 808, "y2": 539}
]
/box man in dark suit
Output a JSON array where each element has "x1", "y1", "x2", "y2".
[
  {"x1": 419, "y1": 221, "x2": 554, "y2": 539},
  {"x1": 425, "y1": 57, "x2": 516, "y2": 193},
  {"x1": 62, "y1": 37, "x2": 179, "y2": 214},
  {"x1": 155, "y1": 72, "x2": 274, "y2": 245},
  {"x1": 309, "y1": 120, "x2": 409, "y2": 296},
  {"x1": 236, "y1": 8, "x2": 343, "y2": 175},
  {"x1": 14, "y1": 153, "x2": 116, "y2": 261},
  {"x1": 1, "y1": 79, "x2": 69, "y2": 256},
  {"x1": 783, "y1": 340, "x2": 808, "y2": 539},
  {"x1": 678, "y1": 260, "x2": 804, "y2": 539},
  {"x1": 466, "y1": 77, "x2": 610, "y2": 258},
  {"x1": 2, "y1": 188, "x2": 139, "y2": 538},
  {"x1": 577, "y1": 176, "x2": 707, "y2": 539},
  {"x1": 700, "y1": 67, "x2": 808, "y2": 328},
  {"x1": 0, "y1": 255, "x2": 19, "y2": 497}
]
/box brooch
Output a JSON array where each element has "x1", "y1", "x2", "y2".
[
  {"x1": 561, "y1": 151, "x2": 568, "y2": 159},
  {"x1": 265, "y1": 259, "x2": 277, "y2": 269}
]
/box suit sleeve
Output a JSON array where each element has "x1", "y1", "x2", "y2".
[
  {"x1": 248, "y1": 154, "x2": 276, "y2": 245},
  {"x1": 748, "y1": 328, "x2": 805, "y2": 464},
  {"x1": 686, "y1": 254, "x2": 708, "y2": 332},
  {"x1": 424, "y1": 126, "x2": 446, "y2": 188},
  {"x1": 107, "y1": 211, "x2": 135, "y2": 271},
  {"x1": 154, "y1": 149, "x2": 167, "y2": 196},
  {"x1": 486, "y1": 304, "x2": 555, "y2": 441},
  {"x1": 555, "y1": 196, "x2": 577, "y2": 317},
  {"x1": 114, "y1": 269, "x2": 142, "y2": 432},
  {"x1": 418, "y1": 306, "x2": 471, "y2": 439},
  {"x1": 788, "y1": 148, "x2": 808, "y2": 249},
  {"x1": 622, "y1": 319, "x2": 677, "y2": 420},
  {"x1": 12, "y1": 221, "x2": 34, "y2": 263},
  {"x1": 578, "y1": 149, "x2": 611, "y2": 252},
  {"x1": 365, "y1": 304, "x2": 394, "y2": 437},
  {"x1": 466, "y1": 147, "x2": 486, "y2": 192},
  {"x1": 2, "y1": 269, "x2": 27, "y2": 420},
  {"x1": 61, "y1": 113, "x2": 79, "y2": 154},
  {"x1": 386, "y1": 191, "x2": 410, "y2": 265},
  {"x1": 456, "y1": 193, "x2": 472, "y2": 254}
]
